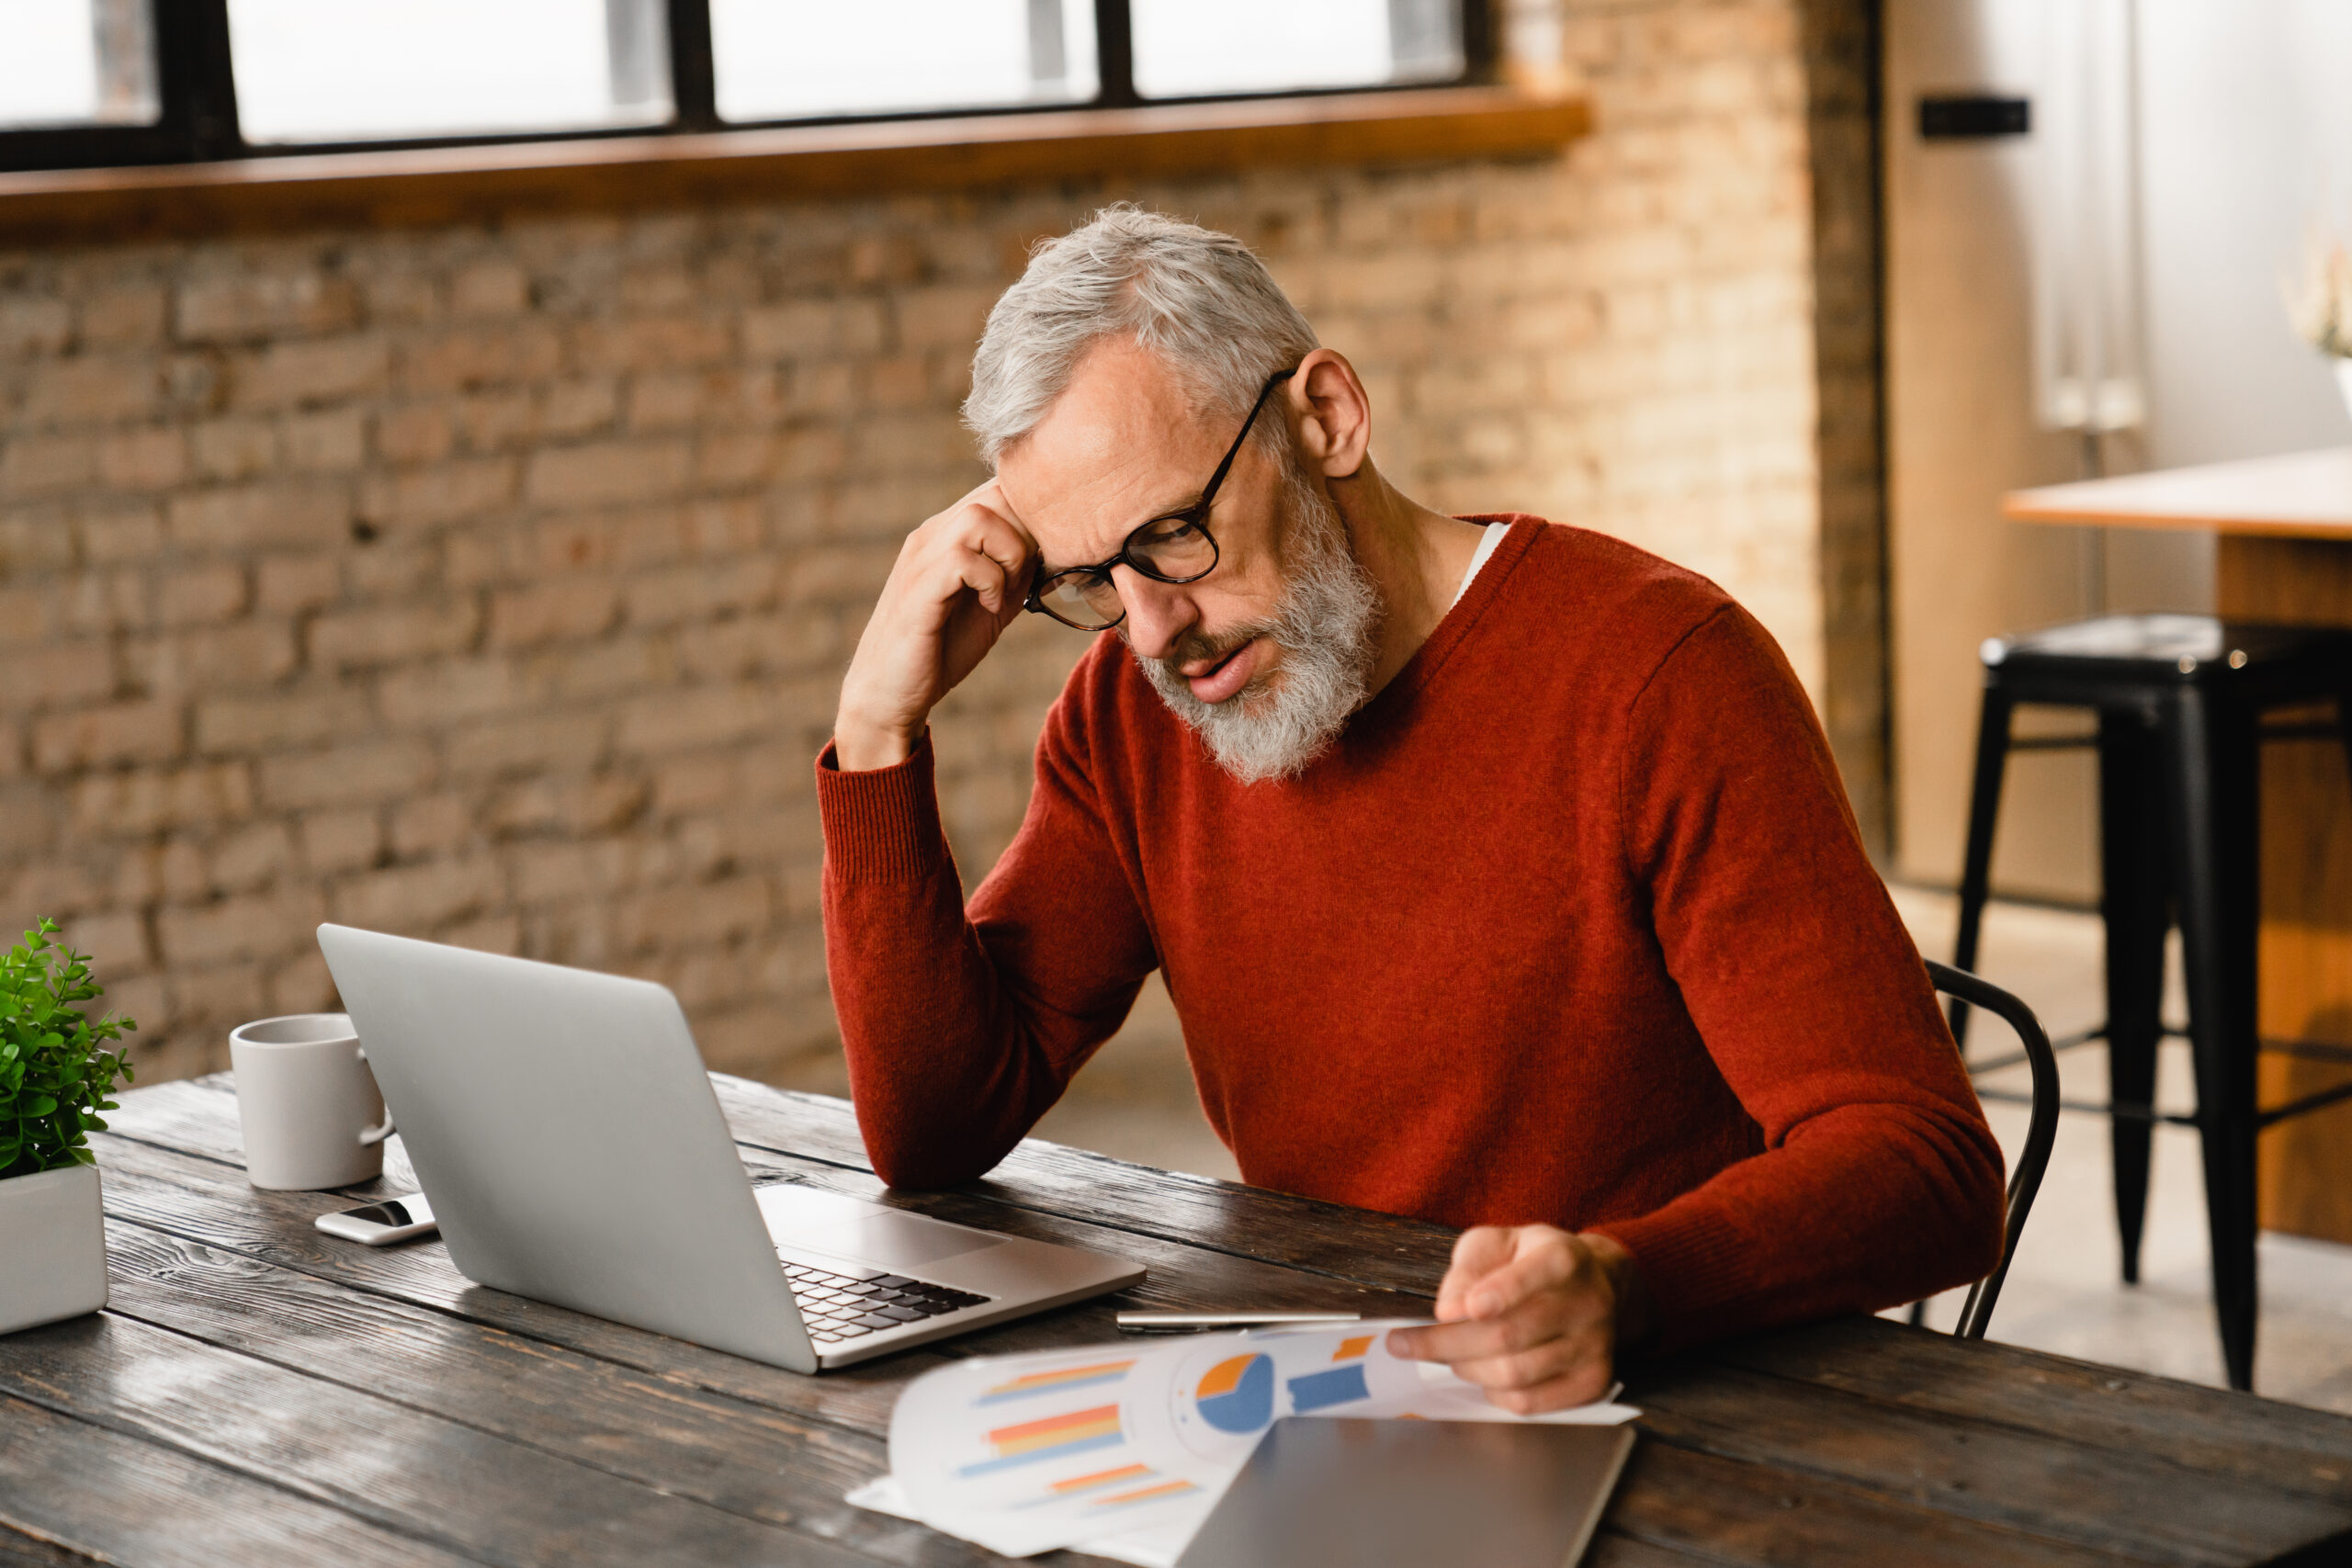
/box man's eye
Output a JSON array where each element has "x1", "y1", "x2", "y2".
[{"x1": 1136, "y1": 515, "x2": 1201, "y2": 545}]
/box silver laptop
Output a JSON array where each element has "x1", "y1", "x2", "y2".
[{"x1": 315, "y1": 923, "x2": 1144, "y2": 1372}]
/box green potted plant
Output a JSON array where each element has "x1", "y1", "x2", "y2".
[
  {"x1": 2290, "y1": 231, "x2": 2352, "y2": 422},
  {"x1": 0, "y1": 919, "x2": 135, "y2": 1336}
]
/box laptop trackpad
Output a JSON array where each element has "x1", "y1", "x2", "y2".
[{"x1": 757, "y1": 1183, "x2": 999, "y2": 1269}]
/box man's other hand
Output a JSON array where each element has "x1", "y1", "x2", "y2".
[
  {"x1": 1385, "y1": 1225, "x2": 1655, "y2": 1415},
  {"x1": 834, "y1": 480, "x2": 1036, "y2": 772}
]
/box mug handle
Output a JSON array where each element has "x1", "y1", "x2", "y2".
[{"x1": 355, "y1": 1045, "x2": 396, "y2": 1146}]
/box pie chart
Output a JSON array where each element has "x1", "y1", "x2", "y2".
[{"x1": 1193, "y1": 1353, "x2": 1275, "y2": 1434}]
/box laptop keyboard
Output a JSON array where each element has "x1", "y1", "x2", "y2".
[{"x1": 780, "y1": 1257, "x2": 990, "y2": 1345}]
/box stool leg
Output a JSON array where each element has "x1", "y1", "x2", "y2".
[
  {"x1": 2099, "y1": 710, "x2": 2166, "y2": 1285},
  {"x1": 1951, "y1": 682, "x2": 2017, "y2": 1054},
  {"x1": 2162, "y1": 685, "x2": 2261, "y2": 1392}
]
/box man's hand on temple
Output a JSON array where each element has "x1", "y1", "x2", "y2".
[
  {"x1": 1386, "y1": 1224, "x2": 1656, "y2": 1415},
  {"x1": 834, "y1": 479, "x2": 1037, "y2": 772}
]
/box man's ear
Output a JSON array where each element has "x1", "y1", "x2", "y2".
[{"x1": 1290, "y1": 348, "x2": 1372, "y2": 480}]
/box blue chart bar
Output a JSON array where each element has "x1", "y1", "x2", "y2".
[{"x1": 1285, "y1": 1363, "x2": 1371, "y2": 1414}]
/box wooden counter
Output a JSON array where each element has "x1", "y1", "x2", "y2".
[
  {"x1": 15, "y1": 1072, "x2": 2352, "y2": 1565},
  {"x1": 2007, "y1": 447, "x2": 2352, "y2": 1241}
]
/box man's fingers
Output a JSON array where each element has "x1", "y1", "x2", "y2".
[
  {"x1": 1391, "y1": 1227, "x2": 1626, "y2": 1416},
  {"x1": 1439, "y1": 1226, "x2": 1582, "y2": 1323},
  {"x1": 908, "y1": 505, "x2": 1033, "y2": 615},
  {"x1": 1449, "y1": 1225, "x2": 1520, "y2": 1280},
  {"x1": 1443, "y1": 1331, "x2": 1589, "y2": 1393},
  {"x1": 1474, "y1": 1362, "x2": 1617, "y2": 1416},
  {"x1": 1388, "y1": 1309, "x2": 1612, "y2": 1410},
  {"x1": 1389, "y1": 1280, "x2": 1574, "y2": 1364},
  {"x1": 1435, "y1": 1225, "x2": 1521, "y2": 1320},
  {"x1": 962, "y1": 507, "x2": 1035, "y2": 580},
  {"x1": 835, "y1": 481, "x2": 1037, "y2": 766},
  {"x1": 1460, "y1": 1235, "x2": 1586, "y2": 1320},
  {"x1": 1386, "y1": 1314, "x2": 1538, "y2": 1368},
  {"x1": 952, "y1": 551, "x2": 1012, "y2": 614}
]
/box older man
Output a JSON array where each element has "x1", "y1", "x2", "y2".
[{"x1": 820, "y1": 208, "x2": 2004, "y2": 1412}]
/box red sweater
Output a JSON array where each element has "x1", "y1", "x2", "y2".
[{"x1": 817, "y1": 518, "x2": 2005, "y2": 1349}]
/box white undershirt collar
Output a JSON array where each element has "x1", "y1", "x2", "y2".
[{"x1": 1447, "y1": 521, "x2": 1510, "y2": 610}]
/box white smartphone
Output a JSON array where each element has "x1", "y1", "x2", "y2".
[{"x1": 314, "y1": 1193, "x2": 437, "y2": 1246}]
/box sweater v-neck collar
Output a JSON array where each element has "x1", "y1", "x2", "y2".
[{"x1": 1354, "y1": 514, "x2": 1543, "y2": 725}]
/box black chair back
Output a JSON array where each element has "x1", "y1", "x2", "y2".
[{"x1": 1925, "y1": 960, "x2": 2059, "y2": 1339}]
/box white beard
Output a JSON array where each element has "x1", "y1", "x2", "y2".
[{"x1": 1131, "y1": 464, "x2": 1384, "y2": 784}]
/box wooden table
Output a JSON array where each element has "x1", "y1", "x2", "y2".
[
  {"x1": 7, "y1": 1073, "x2": 2352, "y2": 1566},
  {"x1": 2008, "y1": 446, "x2": 2352, "y2": 1241}
]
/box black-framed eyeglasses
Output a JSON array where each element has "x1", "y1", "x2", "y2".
[{"x1": 1023, "y1": 367, "x2": 1297, "y2": 631}]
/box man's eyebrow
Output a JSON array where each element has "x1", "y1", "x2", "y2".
[{"x1": 1041, "y1": 492, "x2": 1205, "y2": 576}]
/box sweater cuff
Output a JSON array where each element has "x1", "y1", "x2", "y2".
[
  {"x1": 1589, "y1": 1205, "x2": 1751, "y2": 1353},
  {"x1": 815, "y1": 733, "x2": 951, "y2": 885}
]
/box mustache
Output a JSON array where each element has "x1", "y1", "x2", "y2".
[{"x1": 1125, "y1": 617, "x2": 1277, "y2": 672}]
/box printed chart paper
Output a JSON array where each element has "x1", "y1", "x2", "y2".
[{"x1": 861, "y1": 1320, "x2": 1640, "y2": 1561}]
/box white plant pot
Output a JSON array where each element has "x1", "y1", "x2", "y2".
[
  {"x1": 2337, "y1": 357, "x2": 2352, "y2": 425},
  {"x1": 0, "y1": 1163, "x2": 109, "y2": 1335}
]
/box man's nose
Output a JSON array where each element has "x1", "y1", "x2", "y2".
[{"x1": 1114, "y1": 567, "x2": 1197, "y2": 660}]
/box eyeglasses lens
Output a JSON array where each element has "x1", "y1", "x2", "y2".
[
  {"x1": 1035, "y1": 520, "x2": 1218, "y2": 629},
  {"x1": 1129, "y1": 517, "x2": 1216, "y2": 581},
  {"x1": 1036, "y1": 572, "x2": 1124, "y2": 630}
]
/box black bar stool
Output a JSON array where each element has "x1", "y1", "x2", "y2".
[{"x1": 1951, "y1": 613, "x2": 2352, "y2": 1392}]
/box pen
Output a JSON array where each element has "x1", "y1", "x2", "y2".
[{"x1": 1114, "y1": 1311, "x2": 1363, "y2": 1334}]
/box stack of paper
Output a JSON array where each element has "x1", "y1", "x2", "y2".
[{"x1": 847, "y1": 1320, "x2": 1640, "y2": 1564}]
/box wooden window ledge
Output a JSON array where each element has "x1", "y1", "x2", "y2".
[{"x1": 0, "y1": 86, "x2": 1589, "y2": 247}]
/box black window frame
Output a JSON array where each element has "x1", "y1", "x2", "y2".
[{"x1": 0, "y1": 0, "x2": 1496, "y2": 175}]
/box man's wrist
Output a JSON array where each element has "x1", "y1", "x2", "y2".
[
  {"x1": 1582, "y1": 1232, "x2": 1657, "y2": 1352},
  {"x1": 832, "y1": 711, "x2": 922, "y2": 773}
]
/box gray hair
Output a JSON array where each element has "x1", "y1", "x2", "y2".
[{"x1": 963, "y1": 205, "x2": 1320, "y2": 465}]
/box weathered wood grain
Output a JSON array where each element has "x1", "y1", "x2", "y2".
[
  {"x1": 1581, "y1": 1534, "x2": 1742, "y2": 1568},
  {"x1": 104, "y1": 1075, "x2": 1466, "y2": 1298},
  {"x1": 81, "y1": 1085, "x2": 1525, "y2": 1565},
  {"x1": 86, "y1": 1221, "x2": 1490, "y2": 1568},
  {"x1": 1604, "y1": 1439, "x2": 2147, "y2": 1568},
  {"x1": 86, "y1": 1131, "x2": 932, "y2": 1433},
  {"x1": 0, "y1": 1526, "x2": 102, "y2": 1568},
  {"x1": 85, "y1": 1125, "x2": 1422, "y2": 1399},
  {"x1": 0, "y1": 1393, "x2": 488, "y2": 1568},
  {"x1": 88, "y1": 1092, "x2": 1424, "y2": 1322},
  {"x1": 1707, "y1": 1318, "x2": 2352, "y2": 1506},
  {"x1": 44, "y1": 1071, "x2": 2352, "y2": 1568},
  {"x1": 1628, "y1": 1359, "x2": 2352, "y2": 1565},
  {"x1": 96, "y1": 1075, "x2": 265, "y2": 1166},
  {"x1": 93, "y1": 1224, "x2": 926, "y2": 1562},
  {"x1": 0, "y1": 1313, "x2": 886, "y2": 1568},
  {"x1": 707, "y1": 1076, "x2": 1467, "y2": 1295},
  {"x1": 72, "y1": 1220, "x2": 1721, "y2": 1568},
  {"x1": 157, "y1": 1060, "x2": 2348, "y2": 1568}
]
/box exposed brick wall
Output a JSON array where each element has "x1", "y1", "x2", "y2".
[{"x1": 0, "y1": 0, "x2": 1823, "y2": 1088}]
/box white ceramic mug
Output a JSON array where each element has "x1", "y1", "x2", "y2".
[{"x1": 228, "y1": 1013, "x2": 394, "y2": 1190}]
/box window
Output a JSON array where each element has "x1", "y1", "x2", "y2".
[
  {"x1": 711, "y1": 0, "x2": 1097, "y2": 122},
  {"x1": 0, "y1": 0, "x2": 158, "y2": 131},
  {"x1": 1130, "y1": 0, "x2": 1462, "y2": 100},
  {"x1": 226, "y1": 0, "x2": 670, "y2": 145},
  {"x1": 0, "y1": 0, "x2": 1487, "y2": 174}
]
